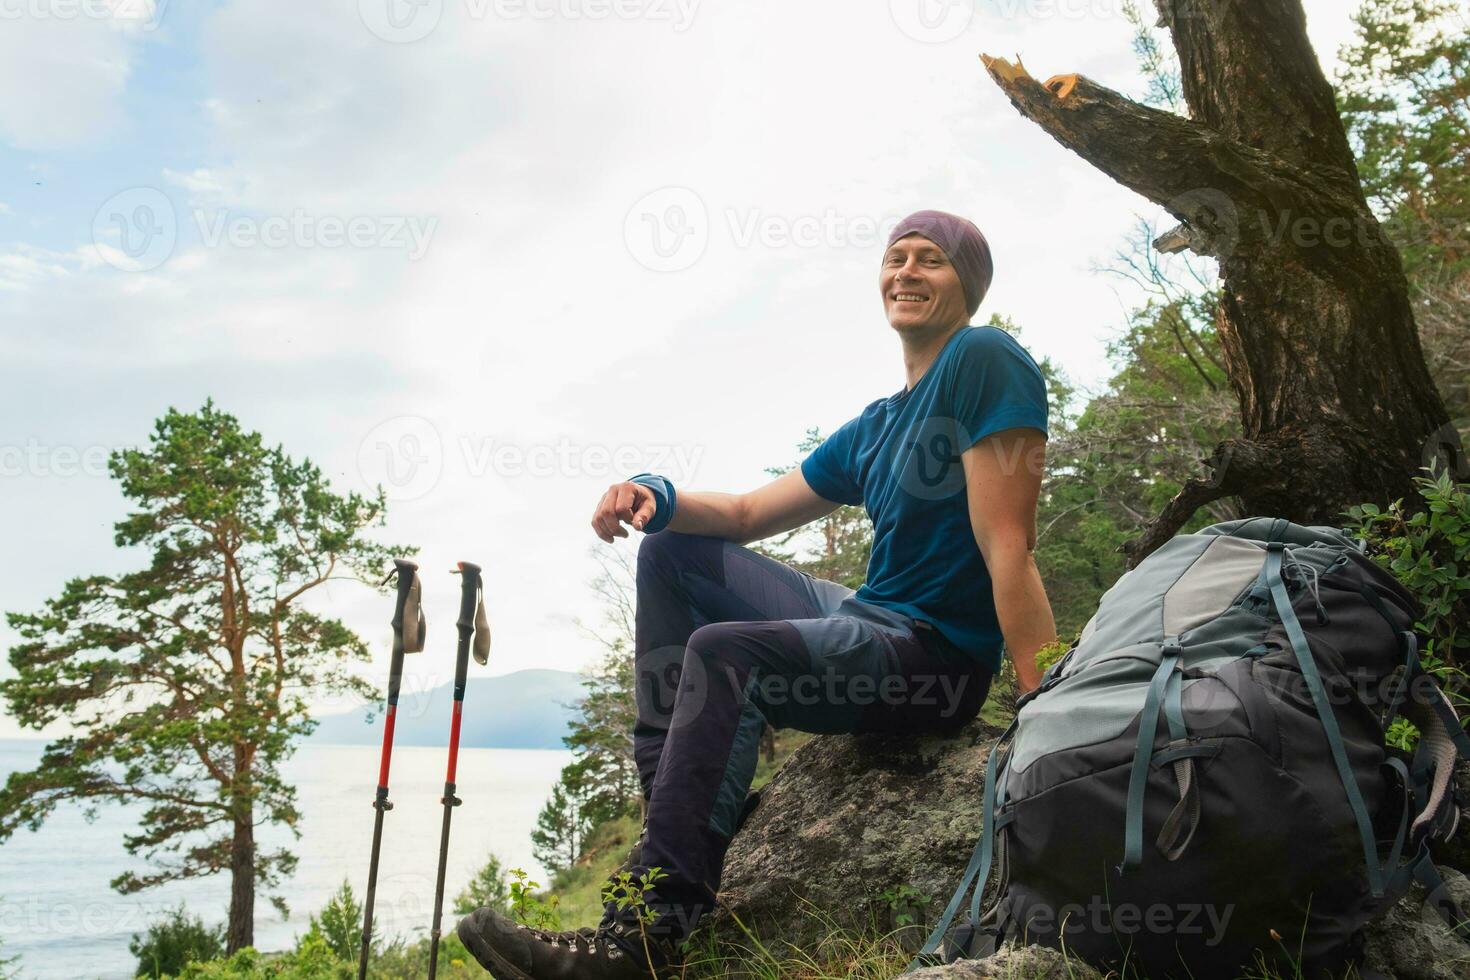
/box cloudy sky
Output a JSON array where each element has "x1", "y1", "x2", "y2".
[{"x1": 0, "y1": 0, "x2": 1364, "y2": 737}]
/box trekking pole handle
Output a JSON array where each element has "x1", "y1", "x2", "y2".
[
  {"x1": 450, "y1": 561, "x2": 482, "y2": 701},
  {"x1": 387, "y1": 558, "x2": 419, "y2": 706}
]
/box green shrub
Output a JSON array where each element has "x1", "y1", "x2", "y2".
[
  {"x1": 1345, "y1": 467, "x2": 1470, "y2": 687},
  {"x1": 130, "y1": 905, "x2": 226, "y2": 978},
  {"x1": 306, "y1": 879, "x2": 368, "y2": 962},
  {"x1": 453, "y1": 853, "x2": 510, "y2": 916},
  {"x1": 1345, "y1": 466, "x2": 1470, "y2": 747}
]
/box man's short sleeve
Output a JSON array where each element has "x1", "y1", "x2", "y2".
[
  {"x1": 800, "y1": 419, "x2": 864, "y2": 506},
  {"x1": 944, "y1": 327, "x2": 1049, "y2": 450}
]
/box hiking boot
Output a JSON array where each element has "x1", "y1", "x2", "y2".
[{"x1": 457, "y1": 907, "x2": 678, "y2": 979}]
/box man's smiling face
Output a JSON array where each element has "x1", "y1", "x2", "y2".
[{"x1": 879, "y1": 233, "x2": 969, "y2": 335}]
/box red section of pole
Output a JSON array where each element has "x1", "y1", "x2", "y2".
[
  {"x1": 376, "y1": 704, "x2": 398, "y2": 789},
  {"x1": 445, "y1": 701, "x2": 463, "y2": 783}
]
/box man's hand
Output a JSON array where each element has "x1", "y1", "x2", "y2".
[{"x1": 591, "y1": 482, "x2": 658, "y2": 542}]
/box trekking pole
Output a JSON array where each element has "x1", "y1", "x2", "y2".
[
  {"x1": 427, "y1": 560, "x2": 492, "y2": 979},
  {"x1": 358, "y1": 558, "x2": 426, "y2": 980}
]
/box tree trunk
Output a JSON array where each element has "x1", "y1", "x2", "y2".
[
  {"x1": 227, "y1": 806, "x2": 255, "y2": 953},
  {"x1": 981, "y1": 0, "x2": 1464, "y2": 566}
]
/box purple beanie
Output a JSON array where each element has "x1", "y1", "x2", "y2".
[{"x1": 885, "y1": 210, "x2": 994, "y2": 318}]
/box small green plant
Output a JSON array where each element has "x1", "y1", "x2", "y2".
[
  {"x1": 454, "y1": 853, "x2": 510, "y2": 916},
  {"x1": 1034, "y1": 637, "x2": 1075, "y2": 676},
  {"x1": 508, "y1": 868, "x2": 562, "y2": 930},
  {"x1": 876, "y1": 883, "x2": 931, "y2": 928},
  {"x1": 1345, "y1": 466, "x2": 1470, "y2": 746},
  {"x1": 305, "y1": 879, "x2": 369, "y2": 962},
  {"x1": 129, "y1": 904, "x2": 226, "y2": 978},
  {"x1": 601, "y1": 867, "x2": 669, "y2": 975}
]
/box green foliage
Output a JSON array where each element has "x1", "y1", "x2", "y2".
[
  {"x1": 1338, "y1": 0, "x2": 1470, "y2": 280},
  {"x1": 1337, "y1": 0, "x2": 1470, "y2": 431},
  {"x1": 602, "y1": 867, "x2": 670, "y2": 974},
  {"x1": 1345, "y1": 466, "x2": 1470, "y2": 748},
  {"x1": 453, "y1": 852, "x2": 510, "y2": 916},
  {"x1": 1121, "y1": 0, "x2": 1183, "y2": 111},
  {"x1": 508, "y1": 868, "x2": 562, "y2": 930},
  {"x1": 1344, "y1": 466, "x2": 1470, "y2": 693},
  {"x1": 1034, "y1": 294, "x2": 1241, "y2": 638},
  {"x1": 535, "y1": 548, "x2": 644, "y2": 881},
  {"x1": 130, "y1": 905, "x2": 226, "y2": 978},
  {"x1": 1033, "y1": 638, "x2": 1073, "y2": 676},
  {"x1": 600, "y1": 866, "x2": 667, "y2": 928},
  {"x1": 752, "y1": 427, "x2": 871, "y2": 591},
  {"x1": 530, "y1": 770, "x2": 594, "y2": 875},
  {"x1": 874, "y1": 883, "x2": 930, "y2": 928},
  {"x1": 0, "y1": 401, "x2": 411, "y2": 948},
  {"x1": 305, "y1": 880, "x2": 368, "y2": 963},
  {"x1": 172, "y1": 932, "x2": 352, "y2": 979},
  {"x1": 561, "y1": 636, "x2": 641, "y2": 831}
]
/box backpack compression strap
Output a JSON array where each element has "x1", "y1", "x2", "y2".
[
  {"x1": 907, "y1": 722, "x2": 1017, "y2": 972},
  {"x1": 1266, "y1": 542, "x2": 1386, "y2": 897}
]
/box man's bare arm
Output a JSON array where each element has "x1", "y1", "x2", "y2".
[
  {"x1": 591, "y1": 469, "x2": 839, "y2": 544},
  {"x1": 960, "y1": 427, "x2": 1057, "y2": 694},
  {"x1": 667, "y1": 469, "x2": 840, "y2": 543}
]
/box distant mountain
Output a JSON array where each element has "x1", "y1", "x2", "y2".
[{"x1": 310, "y1": 669, "x2": 584, "y2": 749}]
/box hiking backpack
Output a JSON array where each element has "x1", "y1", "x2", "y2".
[{"x1": 915, "y1": 517, "x2": 1470, "y2": 979}]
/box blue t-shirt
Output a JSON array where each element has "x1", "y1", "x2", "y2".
[{"x1": 799, "y1": 325, "x2": 1049, "y2": 668}]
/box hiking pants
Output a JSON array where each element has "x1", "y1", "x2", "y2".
[{"x1": 631, "y1": 530, "x2": 994, "y2": 928}]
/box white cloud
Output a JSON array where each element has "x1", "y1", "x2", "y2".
[{"x1": 0, "y1": 8, "x2": 154, "y2": 149}]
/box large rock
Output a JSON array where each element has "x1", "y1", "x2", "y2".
[
  {"x1": 714, "y1": 716, "x2": 998, "y2": 947},
  {"x1": 711, "y1": 721, "x2": 1470, "y2": 979},
  {"x1": 906, "y1": 945, "x2": 1104, "y2": 979},
  {"x1": 1361, "y1": 864, "x2": 1470, "y2": 980}
]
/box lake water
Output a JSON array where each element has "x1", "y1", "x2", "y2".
[{"x1": 0, "y1": 739, "x2": 570, "y2": 979}]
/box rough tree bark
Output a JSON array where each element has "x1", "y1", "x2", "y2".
[{"x1": 981, "y1": 0, "x2": 1464, "y2": 566}]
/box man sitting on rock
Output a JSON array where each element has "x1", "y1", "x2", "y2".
[{"x1": 458, "y1": 209, "x2": 1057, "y2": 979}]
